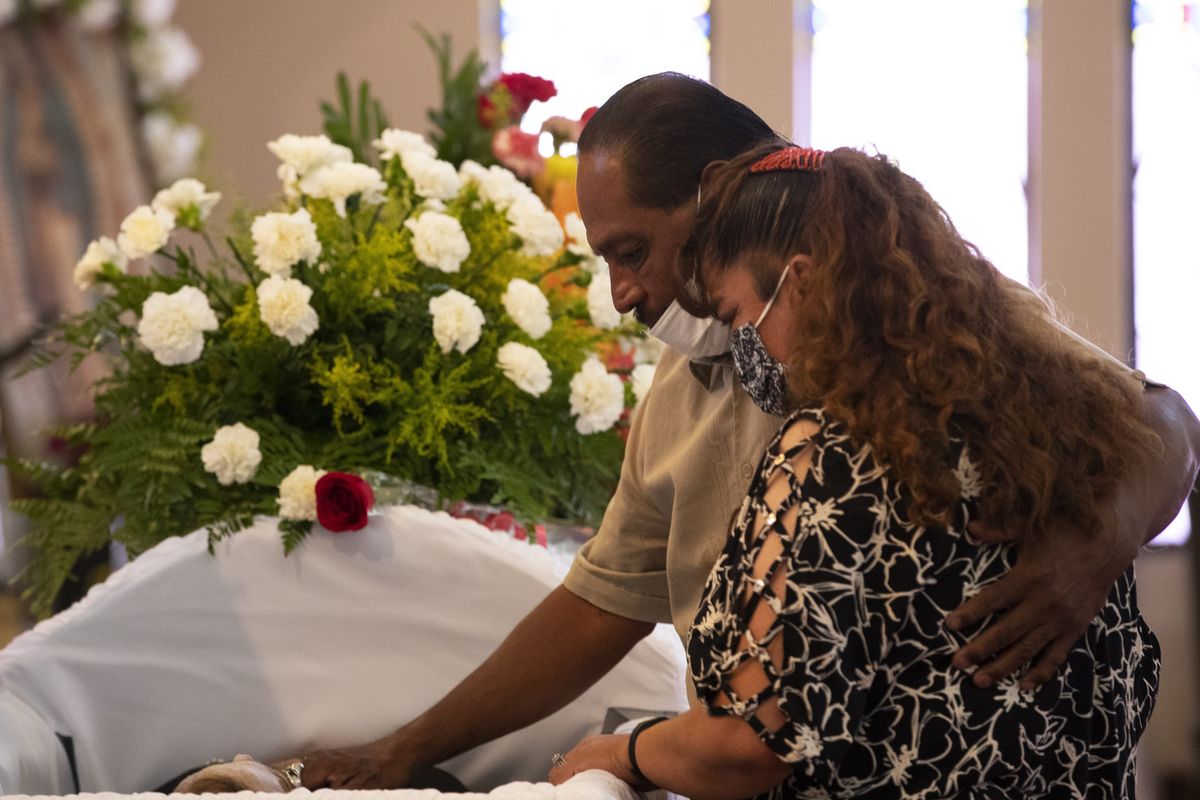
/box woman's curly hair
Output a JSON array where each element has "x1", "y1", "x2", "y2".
[{"x1": 684, "y1": 143, "x2": 1160, "y2": 539}]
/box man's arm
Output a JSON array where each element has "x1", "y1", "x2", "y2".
[
  {"x1": 947, "y1": 384, "x2": 1200, "y2": 690},
  {"x1": 299, "y1": 585, "x2": 655, "y2": 789}
]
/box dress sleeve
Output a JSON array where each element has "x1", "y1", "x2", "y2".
[{"x1": 691, "y1": 415, "x2": 898, "y2": 782}]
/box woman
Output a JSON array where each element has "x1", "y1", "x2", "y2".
[{"x1": 549, "y1": 144, "x2": 1161, "y2": 799}]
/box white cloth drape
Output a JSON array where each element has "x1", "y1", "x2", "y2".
[{"x1": 0, "y1": 506, "x2": 687, "y2": 794}]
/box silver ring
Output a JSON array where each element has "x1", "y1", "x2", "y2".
[
  {"x1": 284, "y1": 760, "x2": 305, "y2": 789},
  {"x1": 551, "y1": 752, "x2": 566, "y2": 768}
]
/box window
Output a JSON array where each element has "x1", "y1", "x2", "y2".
[
  {"x1": 808, "y1": 0, "x2": 1030, "y2": 283},
  {"x1": 499, "y1": 0, "x2": 711, "y2": 136},
  {"x1": 1133, "y1": 0, "x2": 1199, "y2": 545}
]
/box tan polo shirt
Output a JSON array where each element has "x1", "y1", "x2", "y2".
[{"x1": 563, "y1": 347, "x2": 783, "y2": 644}]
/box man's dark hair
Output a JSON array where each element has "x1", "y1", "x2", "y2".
[{"x1": 578, "y1": 72, "x2": 782, "y2": 210}]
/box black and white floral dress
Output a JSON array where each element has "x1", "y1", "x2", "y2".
[{"x1": 687, "y1": 408, "x2": 1159, "y2": 799}]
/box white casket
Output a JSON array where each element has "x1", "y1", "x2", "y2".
[{"x1": 0, "y1": 505, "x2": 687, "y2": 797}]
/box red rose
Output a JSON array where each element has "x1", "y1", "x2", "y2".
[
  {"x1": 579, "y1": 105, "x2": 598, "y2": 130},
  {"x1": 315, "y1": 472, "x2": 375, "y2": 532}
]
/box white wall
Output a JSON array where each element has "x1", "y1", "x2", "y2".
[{"x1": 175, "y1": 0, "x2": 493, "y2": 209}]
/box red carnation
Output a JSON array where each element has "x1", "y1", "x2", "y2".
[
  {"x1": 492, "y1": 126, "x2": 544, "y2": 179},
  {"x1": 315, "y1": 472, "x2": 375, "y2": 532},
  {"x1": 579, "y1": 106, "x2": 598, "y2": 130},
  {"x1": 478, "y1": 72, "x2": 557, "y2": 130},
  {"x1": 499, "y1": 72, "x2": 557, "y2": 112}
]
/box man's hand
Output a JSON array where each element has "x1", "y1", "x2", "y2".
[
  {"x1": 300, "y1": 735, "x2": 412, "y2": 790},
  {"x1": 947, "y1": 517, "x2": 1136, "y2": 692},
  {"x1": 293, "y1": 587, "x2": 652, "y2": 791},
  {"x1": 949, "y1": 384, "x2": 1199, "y2": 690}
]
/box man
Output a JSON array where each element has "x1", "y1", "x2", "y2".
[{"x1": 301, "y1": 74, "x2": 1200, "y2": 790}]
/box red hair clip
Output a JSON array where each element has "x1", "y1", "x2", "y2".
[{"x1": 750, "y1": 146, "x2": 827, "y2": 174}]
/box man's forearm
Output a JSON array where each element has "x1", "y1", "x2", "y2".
[
  {"x1": 386, "y1": 585, "x2": 655, "y2": 771},
  {"x1": 1137, "y1": 385, "x2": 1200, "y2": 545}
]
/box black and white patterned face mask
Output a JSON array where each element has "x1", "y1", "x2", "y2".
[{"x1": 730, "y1": 265, "x2": 792, "y2": 417}]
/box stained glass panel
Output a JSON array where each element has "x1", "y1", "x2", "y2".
[
  {"x1": 500, "y1": 0, "x2": 711, "y2": 138},
  {"x1": 1133, "y1": 0, "x2": 1200, "y2": 545},
  {"x1": 809, "y1": 0, "x2": 1030, "y2": 283}
]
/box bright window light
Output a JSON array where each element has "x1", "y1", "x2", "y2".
[
  {"x1": 499, "y1": 0, "x2": 711, "y2": 133},
  {"x1": 809, "y1": 0, "x2": 1030, "y2": 284},
  {"x1": 1133, "y1": 0, "x2": 1199, "y2": 545}
]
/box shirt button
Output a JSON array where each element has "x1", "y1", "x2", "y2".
[{"x1": 741, "y1": 462, "x2": 754, "y2": 479}]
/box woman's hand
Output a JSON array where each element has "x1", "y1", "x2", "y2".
[{"x1": 547, "y1": 734, "x2": 637, "y2": 786}]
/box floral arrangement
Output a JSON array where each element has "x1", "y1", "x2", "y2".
[
  {"x1": 0, "y1": 0, "x2": 203, "y2": 184},
  {"x1": 10, "y1": 86, "x2": 658, "y2": 618},
  {"x1": 421, "y1": 30, "x2": 592, "y2": 207}
]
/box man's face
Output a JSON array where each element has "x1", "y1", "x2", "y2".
[{"x1": 576, "y1": 151, "x2": 694, "y2": 328}]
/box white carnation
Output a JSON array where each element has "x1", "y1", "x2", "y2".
[
  {"x1": 564, "y1": 212, "x2": 593, "y2": 257},
  {"x1": 460, "y1": 161, "x2": 537, "y2": 209},
  {"x1": 118, "y1": 204, "x2": 174, "y2": 259},
  {"x1": 401, "y1": 151, "x2": 462, "y2": 201},
  {"x1": 131, "y1": 26, "x2": 199, "y2": 101},
  {"x1": 501, "y1": 278, "x2": 551, "y2": 340},
  {"x1": 267, "y1": 133, "x2": 352, "y2": 179},
  {"x1": 130, "y1": 0, "x2": 175, "y2": 27},
  {"x1": 458, "y1": 159, "x2": 490, "y2": 184},
  {"x1": 569, "y1": 357, "x2": 625, "y2": 435},
  {"x1": 152, "y1": 178, "x2": 220, "y2": 226},
  {"x1": 507, "y1": 196, "x2": 564, "y2": 257},
  {"x1": 142, "y1": 112, "x2": 201, "y2": 183},
  {"x1": 428, "y1": 289, "x2": 485, "y2": 355},
  {"x1": 200, "y1": 423, "x2": 262, "y2": 486},
  {"x1": 587, "y1": 271, "x2": 622, "y2": 330},
  {"x1": 74, "y1": 236, "x2": 127, "y2": 290},
  {"x1": 77, "y1": 0, "x2": 121, "y2": 30},
  {"x1": 137, "y1": 285, "x2": 218, "y2": 365},
  {"x1": 374, "y1": 128, "x2": 436, "y2": 161},
  {"x1": 405, "y1": 211, "x2": 470, "y2": 273},
  {"x1": 497, "y1": 342, "x2": 552, "y2": 397},
  {"x1": 251, "y1": 208, "x2": 322, "y2": 277},
  {"x1": 257, "y1": 276, "x2": 319, "y2": 346},
  {"x1": 299, "y1": 161, "x2": 387, "y2": 217},
  {"x1": 278, "y1": 465, "x2": 327, "y2": 521},
  {"x1": 631, "y1": 363, "x2": 657, "y2": 406}
]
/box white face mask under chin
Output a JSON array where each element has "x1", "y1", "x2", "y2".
[{"x1": 648, "y1": 300, "x2": 732, "y2": 358}]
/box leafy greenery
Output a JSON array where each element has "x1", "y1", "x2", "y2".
[
  {"x1": 321, "y1": 72, "x2": 390, "y2": 165},
  {"x1": 9, "y1": 82, "x2": 644, "y2": 619},
  {"x1": 419, "y1": 26, "x2": 495, "y2": 167}
]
